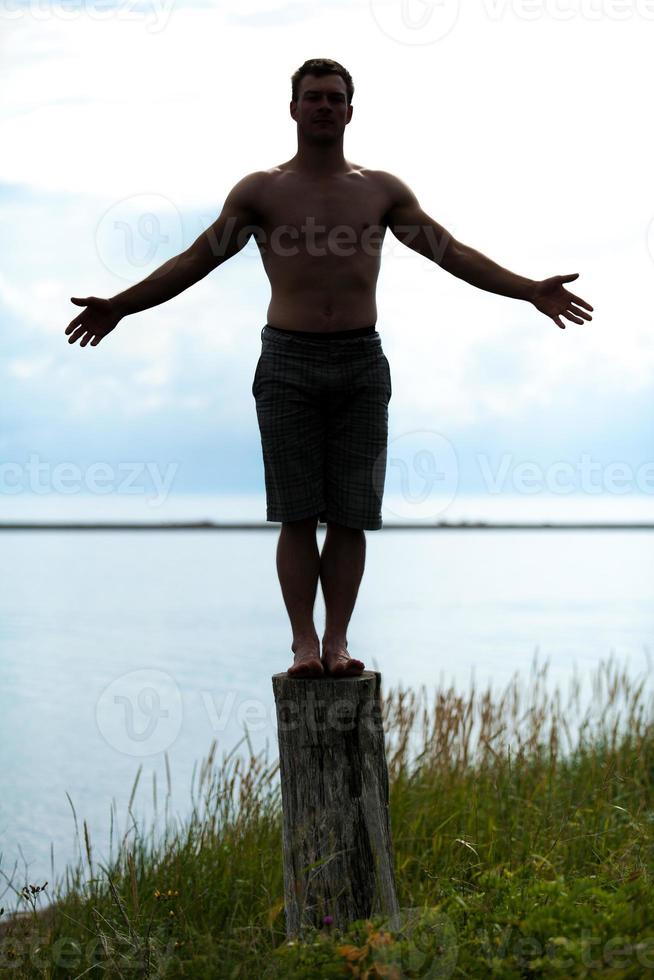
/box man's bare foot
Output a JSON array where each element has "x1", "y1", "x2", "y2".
[
  {"x1": 287, "y1": 637, "x2": 324, "y2": 678},
  {"x1": 321, "y1": 638, "x2": 365, "y2": 677}
]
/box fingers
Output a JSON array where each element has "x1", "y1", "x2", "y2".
[
  {"x1": 65, "y1": 315, "x2": 85, "y2": 335},
  {"x1": 553, "y1": 302, "x2": 592, "y2": 328},
  {"x1": 560, "y1": 273, "x2": 579, "y2": 283},
  {"x1": 568, "y1": 292, "x2": 593, "y2": 311},
  {"x1": 67, "y1": 325, "x2": 88, "y2": 344},
  {"x1": 68, "y1": 328, "x2": 105, "y2": 347},
  {"x1": 65, "y1": 315, "x2": 105, "y2": 346},
  {"x1": 70, "y1": 297, "x2": 91, "y2": 306},
  {"x1": 569, "y1": 303, "x2": 592, "y2": 321},
  {"x1": 555, "y1": 307, "x2": 590, "y2": 328}
]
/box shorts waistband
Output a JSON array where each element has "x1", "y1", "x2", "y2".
[{"x1": 264, "y1": 323, "x2": 376, "y2": 340}]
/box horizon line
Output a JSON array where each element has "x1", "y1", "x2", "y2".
[{"x1": 1, "y1": 521, "x2": 653, "y2": 531}]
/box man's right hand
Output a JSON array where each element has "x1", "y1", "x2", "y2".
[{"x1": 65, "y1": 296, "x2": 123, "y2": 347}]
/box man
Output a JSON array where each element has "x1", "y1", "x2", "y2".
[{"x1": 64, "y1": 58, "x2": 593, "y2": 680}]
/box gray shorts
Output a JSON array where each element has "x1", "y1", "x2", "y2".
[{"x1": 252, "y1": 324, "x2": 392, "y2": 530}]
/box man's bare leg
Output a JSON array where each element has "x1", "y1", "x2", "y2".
[
  {"x1": 277, "y1": 515, "x2": 324, "y2": 677},
  {"x1": 319, "y1": 521, "x2": 366, "y2": 676}
]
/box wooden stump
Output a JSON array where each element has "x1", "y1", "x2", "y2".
[{"x1": 271, "y1": 669, "x2": 400, "y2": 938}]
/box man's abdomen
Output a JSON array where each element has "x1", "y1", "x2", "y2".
[{"x1": 262, "y1": 254, "x2": 382, "y2": 332}]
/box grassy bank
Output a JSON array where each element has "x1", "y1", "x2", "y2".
[{"x1": 1, "y1": 653, "x2": 653, "y2": 978}]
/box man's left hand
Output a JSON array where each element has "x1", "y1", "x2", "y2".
[{"x1": 529, "y1": 273, "x2": 593, "y2": 329}]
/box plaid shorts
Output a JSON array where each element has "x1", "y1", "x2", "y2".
[{"x1": 252, "y1": 324, "x2": 392, "y2": 530}]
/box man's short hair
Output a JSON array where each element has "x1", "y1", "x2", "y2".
[{"x1": 291, "y1": 58, "x2": 354, "y2": 106}]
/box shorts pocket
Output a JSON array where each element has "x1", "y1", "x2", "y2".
[
  {"x1": 251, "y1": 355, "x2": 264, "y2": 398},
  {"x1": 382, "y1": 354, "x2": 392, "y2": 401}
]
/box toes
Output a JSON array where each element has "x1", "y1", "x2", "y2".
[
  {"x1": 323, "y1": 654, "x2": 365, "y2": 676},
  {"x1": 288, "y1": 659, "x2": 324, "y2": 678}
]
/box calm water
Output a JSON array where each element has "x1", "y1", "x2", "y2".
[{"x1": 1, "y1": 527, "x2": 653, "y2": 912}]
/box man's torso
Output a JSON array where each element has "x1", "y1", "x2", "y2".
[{"x1": 251, "y1": 164, "x2": 392, "y2": 333}]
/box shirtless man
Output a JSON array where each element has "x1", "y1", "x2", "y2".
[{"x1": 64, "y1": 58, "x2": 594, "y2": 680}]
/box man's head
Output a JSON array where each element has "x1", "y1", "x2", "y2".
[
  {"x1": 291, "y1": 58, "x2": 354, "y2": 106},
  {"x1": 290, "y1": 58, "x2": 354, "y2": 143}
]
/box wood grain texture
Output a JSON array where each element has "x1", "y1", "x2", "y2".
[{"x1": 272, "y1": 669, "x2": 400, "y2": 938}]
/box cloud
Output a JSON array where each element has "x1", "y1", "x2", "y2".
[
  {"x1": 7, "y1": 355, "x2": 55, "y2": 380},
  {"x1": 2, "y1": 4, "x2": 653, "y2": 502}
]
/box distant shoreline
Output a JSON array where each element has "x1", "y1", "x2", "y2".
[{"x1": 1, "y1": 521, "x2": 653, "y2": 531}]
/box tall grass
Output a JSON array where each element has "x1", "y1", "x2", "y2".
[{"x1": 1, "y1": 651, "x2": 652, "y2": 978}]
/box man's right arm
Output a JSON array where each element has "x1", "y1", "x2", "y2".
[{"x1": 110, "y1": 172, "x2": 264, "y2": 317}]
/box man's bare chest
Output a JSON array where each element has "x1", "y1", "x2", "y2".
[{"x1": 258, "y1": 180, "x2": 388, "y2": 247}]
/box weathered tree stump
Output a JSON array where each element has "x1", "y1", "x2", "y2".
[{"x1": 271, "y1": 669, "x2": 400, "y2": 938}]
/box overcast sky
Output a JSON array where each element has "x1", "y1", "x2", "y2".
[{"x1": 2, "y1": 0, "x2": 653, "y2": 520}]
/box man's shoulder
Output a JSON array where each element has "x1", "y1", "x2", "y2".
[
  {"x1": 350, "y1": 166, "x2": 399, "y2": 190},
  {"x1": 345, "y1": 166, "x2": 405, "y2": 194},
  {"x1": 233, "y1": 170, "x2": 271, "y2": 192},
  {"x1": 348, "y1": 169, "x2": 413, "y2": 211},
  {"x1": 235, "y1": 166, "x2": 294, "y2": 197},
  {"x1": 366, "y1": 169, "x2": 411, "y2": 196},
  {"x1": 224, "y1": 170, "x2": 271, "y2": 215}
]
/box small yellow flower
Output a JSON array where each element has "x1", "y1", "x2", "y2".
[{"x1": 337, "y1": 944, "x2": 369, "y2": 962}]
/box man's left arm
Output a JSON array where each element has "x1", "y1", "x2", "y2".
[
  {"x1": 382, "y1": 173, "x2": 594, "y2": 330},
  {"x1": 443, "y1": 240, "x2": 595, "y2": 332}
]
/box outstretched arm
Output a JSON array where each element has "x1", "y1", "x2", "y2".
[
  {"x1": 65, "y1": 172, "x2": 263, "y2": 347},
  {"x1": 382, "y1": 173, "x2": 594, "y2": 330}
]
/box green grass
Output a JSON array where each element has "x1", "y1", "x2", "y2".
[{"x1": 1, "y1": 652, "x2": 653, "y2": 978}]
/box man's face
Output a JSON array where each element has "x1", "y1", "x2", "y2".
[{"x1": 290, "y1": 73, "x2": 352, "y2": 142}]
